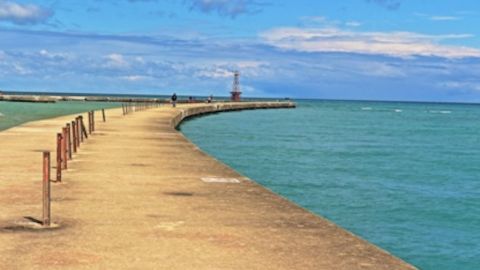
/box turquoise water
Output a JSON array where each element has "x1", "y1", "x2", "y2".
[
  {"x1": 180, "y1": 100, "x2": 480, "y2": 270},
  {"x1": 0, "y1": 101, "x2": 120, "y2": 131}
]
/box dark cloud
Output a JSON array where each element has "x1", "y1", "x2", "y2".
[
  {"x1": 187, "y1": 0, "x2": 263, "y2": 18},
  {"x1": 366, "y1": 0, "x2": 402, "y2": 10}
]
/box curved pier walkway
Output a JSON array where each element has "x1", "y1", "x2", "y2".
[{"x1": 0, "y1": 102, "x2": 416, "y2": 269}]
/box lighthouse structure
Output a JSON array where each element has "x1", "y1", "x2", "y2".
[{"x1": 230, "y1": 71, "x2": 242, "y2": 102}]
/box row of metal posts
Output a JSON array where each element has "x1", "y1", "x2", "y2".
[
  {"x1": 41, "y1": 104, "x2": 158, "y2": 227},
  {"x1": 42, "y1": 110, "x2": 102, "y2": 227},
  {"x1": 122, "y1": 102, "x2": 160, "y2": 115}
]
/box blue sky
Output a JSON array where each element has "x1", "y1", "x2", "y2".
[{"x1": 1, "y1": 0, "x2": 480, "y2": 101}]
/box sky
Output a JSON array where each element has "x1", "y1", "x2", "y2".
[{"x1": 1, "y1": 0, "x2": 480, "y2": 102}]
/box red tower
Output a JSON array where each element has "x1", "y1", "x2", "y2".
[{"x1": 230, "y1": 71, "x2": 242, "y2": 102}]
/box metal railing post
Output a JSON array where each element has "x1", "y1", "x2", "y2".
[{"x1": 42, "y1": 151, "x2": 51, "y2": 227}]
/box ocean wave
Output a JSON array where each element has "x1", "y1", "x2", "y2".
[
  {"x1": 429, "y1": 110, "x2": 452, "y2": 114},
  {"x1": 394, "y1": 109, "x2": 402, "y2": 113},
  {"x1": 361, "y1": 107, "x2": 372, "y2": 111},
  {"x1": 0, "y1": 112, "x2": 4, "y2": 117}
]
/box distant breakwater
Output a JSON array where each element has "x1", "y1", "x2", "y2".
[
  {"x1": 0, "y1": 92, "x2": 289, "y2": 104},
  {"x1": 0, "y1": 93, "x2": 166, "y2": 103}
]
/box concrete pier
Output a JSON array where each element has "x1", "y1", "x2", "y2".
[{"x1": 0, "y1": 102, "x2": 416, "y2": 269}]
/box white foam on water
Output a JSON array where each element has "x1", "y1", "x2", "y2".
[
  {"x1": 429, "y1": 110, "x2": 452, "y2": 114},
  {"x1": 0, "y1": 112, "x2": 4, "y2": 117},
  {"x1": 394, "y1": 109, "x2": 402, "y2": 113},
  {"x1": 361, "y1": 107, "x2": 372, "y2": 111}
]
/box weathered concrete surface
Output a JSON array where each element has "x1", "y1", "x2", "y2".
[{"x1": 0, "y1": 102, "x2": 416, "y2": 269}]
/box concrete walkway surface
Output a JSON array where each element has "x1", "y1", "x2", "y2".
[{"x1": 0, "y1": 102, "x2": 416, "y2": 269}]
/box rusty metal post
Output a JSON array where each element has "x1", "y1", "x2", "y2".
[
  {"x1": 88, "y1": 112, "x2": 91, "y2": 132},
  {"x1": 42, "y1": 151, "x2": 51, "y2": 227},
  {"x1": 91, "y1": 112, "x2": 93, "y2": 132},
  {"x1": 87, "y1": 112, "x2": 90, "y2": 133},
  {"x1": 56, "y1": 133, "x2": 62, "y2": 182},
  {"x1": 102, "y1": 108, "x2": 106, "y2": 122},
  {"x1": 91, "y1": 111, "x2": 95, "y2": 132},
  {"x1": 66, "y1": 123, "x2": 72, "y2": 159},
  {"x1": 75, "y1": 117, "x2": 80, "y2": 145},
  {"x1": 62, "y1": 127, "x2": 68, "y2": 170},
  {"x1": 88, "y1": 112, "x2": 92, "y2": 134},
  {"x1": 80, "y1": 120, "x2": 88, "y2": 139},
  {"x1": 72, "y1": 121, "x2": 77, "y2": 153},
  {"x1": 77, "y1": 117, "x2": 84, "y2": 143}
]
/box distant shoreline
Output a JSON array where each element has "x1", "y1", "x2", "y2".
[
  {"x1": 0, "y1": 91, "x2": 287, "y2": 104},
  {"x1": 2, "y1": 89, "x2": 479, "y2": 105}
]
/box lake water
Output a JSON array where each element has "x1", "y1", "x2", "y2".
[
  {"x1": 0, "y1": 101, "x2": 120, "y2": 131},
  {"x1": 180, "y1": 100, "x2": 480, "y2": 270}
]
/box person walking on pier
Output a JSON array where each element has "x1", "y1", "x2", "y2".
[{"x1": 171, "y1": 93, "x2": 177, "y2": 107}]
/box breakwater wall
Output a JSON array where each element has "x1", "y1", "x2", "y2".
[
  {"x1": 0, "y1": 93, "x2": 165, "y2": 103},
  {"x1": 168, "y1": 101, "x2": 417, "y2": 270},
  {"x1": 0, "y1": 94, "x2": 57, "y2": 103},
  {"x1": 170, "y1": 101, "x2": 296, "y2": 128}
]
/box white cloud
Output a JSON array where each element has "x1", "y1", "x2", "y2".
[
  {"x1": 104, "y1": 53, "x2": 130, "y2": 69},
  {"x1": 12, "y1": 63, "x2": 31, "y2": 75},
  {"x1": 301, "y1": 16, "x2": 328, "y2": 24},
  {"x1": 38, "y1": 49, "x2": 71, "y2": 60},
  {"x1": 260, "y1": 27, "x2": 480, "y2": 58},
  {"x1": 120, "y1": 75, "x2": 150, "y2": 81},
  {"x1": 345, "y1": 21, "x2": 362, "y2": 27},
  {"x1": 193, "y1": 60, "x2": 271, "y2": 79},
  {"x1": 414, "y1": 13, "x2": 462, "y2": 22},
  {"x1": 429, "y1": 16, "x2": 461, "y2": 21},
  {"x1": 0, "y1": 1, "x2": 52, "y2": 25},
  {"x1": 195, "y1": 67, "x2": 232, "y2": 78},
  {"x1": 440, "y1": 81, "x2": 480, "y2": 91}
]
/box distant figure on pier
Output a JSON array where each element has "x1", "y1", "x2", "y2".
[
  {"x1": 207, "y1": 95, "x2": 212, "y2": 103},
  {"x1": 171, "y1": 93, "x2": 177, "y2": 107},
  {"x1": 188, "y1": 96, "x2": 193, "y2": 103}
]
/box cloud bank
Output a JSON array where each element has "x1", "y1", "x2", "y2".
[
  {"x1": 2, "y1": 27, "x2": 480, "y2": 102},
  {"x1": 260, "y1": 27, "x2": 480, "y2": 58}
]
